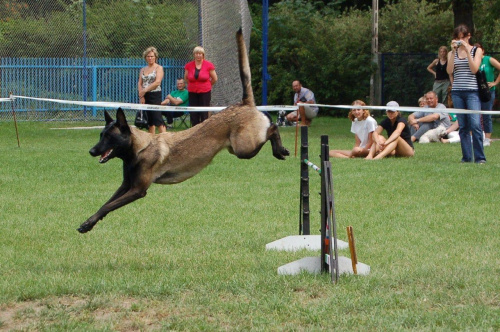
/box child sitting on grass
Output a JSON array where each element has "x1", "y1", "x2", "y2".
[{"x1": 329, "y1": 100, "x2": 377, "y2": 159}]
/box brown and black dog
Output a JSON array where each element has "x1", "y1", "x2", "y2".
[{"x1": 77, "y1": 29, "x2": 289, "y2": 233}]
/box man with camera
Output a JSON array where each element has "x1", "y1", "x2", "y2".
[{"x1": 285, "y1": 80, "x2": 318, "y2": 126}]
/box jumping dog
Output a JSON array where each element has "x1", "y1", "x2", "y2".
[{"x1": 77, "y1": 29, "x2": 289, "y2": 233}]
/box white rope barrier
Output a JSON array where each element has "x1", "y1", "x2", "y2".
[
  {"x1": 7, "y1": 95, "x2": 297, "y2": 113},
  {"x1": 2, "y1": 95, "x2": 499, "y2": 115},
  {"x1": 298, "y1": 103, "x2": 500, "y2": 115}
]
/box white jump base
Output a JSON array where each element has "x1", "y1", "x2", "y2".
[
  {"x1": 277, "y1": 256, "x2": 370, "y2": 276},
  {"x1": 266, "y1": 235, "x2": 370, "y2": 277},
  {"x1": 265, "y1": 235, "x2": 348, "y2": 252}
]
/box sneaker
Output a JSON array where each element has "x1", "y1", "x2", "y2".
[
  {"x1": 475, "y1": 160, "x2": 486, "y2": 164},
  {"x1": 483, "y1": 138, "x2": 491, "y2": 147}
]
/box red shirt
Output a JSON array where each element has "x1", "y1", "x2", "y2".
[{"x1": 184, "y1": 60, "x2": 215, "y2": 93}]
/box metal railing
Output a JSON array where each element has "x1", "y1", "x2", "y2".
[{"x1": 0, "y1": 57, "x2": 186, "y2": 119}]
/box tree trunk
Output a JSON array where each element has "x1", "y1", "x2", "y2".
[{"x1": 453, "y1": 0, "x2": 474, "y2": 34}]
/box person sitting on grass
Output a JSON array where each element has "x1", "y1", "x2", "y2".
[
  {"x1": 329, "y1": 100, "x2": 377, "y2": 158},
  {"x1": 418, "y1": 96, "x2": 427, "y2": 107},
  {"x1": 365, "y1": 101, "x2": 414, "y2": 160},
  {"x1": 408, "y1": 91, "x2": 451, "y2": 143},
  {"x1": 285, "y1": 80, "x2": 318, "y2": 126}
]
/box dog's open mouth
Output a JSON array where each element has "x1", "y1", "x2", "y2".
[{"x1": 99, "y1": 149, "x2": 113, "y2": 163}]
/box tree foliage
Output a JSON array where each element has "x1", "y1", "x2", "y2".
[
  {"x1": 0, "y1": 0, "x2": 197, "y2": 58},
  {"x1": 251, "y1": 0, "x2": 372, "y2": 114}
]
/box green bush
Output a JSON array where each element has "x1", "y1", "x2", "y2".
[
  {"x1": 256, "y1": 0, "x2": 372, "y2": 116},
  {"x1": 379, "y1": 0, "x2": 453, "y2": 53}
]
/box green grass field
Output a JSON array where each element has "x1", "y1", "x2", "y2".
[{"x1": 1, "y1": 116, "x2": 499, "y2": 331}]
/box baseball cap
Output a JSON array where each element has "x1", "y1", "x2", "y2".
[{"x1": 386, "y1": 101, "x2": 399, "y2": 111}]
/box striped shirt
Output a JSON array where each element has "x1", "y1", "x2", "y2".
[{"x1": 451, "y1": 47, "x2": 478, "y2": 91}]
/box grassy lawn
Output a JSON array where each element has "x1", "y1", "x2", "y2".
[{"x1": 0, "y1": 115, "x2": 499, "y2": 331}]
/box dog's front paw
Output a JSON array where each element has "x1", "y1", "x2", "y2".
[
  {"x1": 77, "y1": 224, "x2": 93, "y2": 233},
  {"x1": 77, "y1": 218, "x2": 97, "y2": 234}
]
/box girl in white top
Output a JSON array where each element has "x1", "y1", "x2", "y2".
[{"x1": 330, "y1": 100, "x2": 378, "y2": 158}]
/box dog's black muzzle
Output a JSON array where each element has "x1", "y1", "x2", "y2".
[{"x1": 89, "y1": 146, "x2": 100, "y2": 157}]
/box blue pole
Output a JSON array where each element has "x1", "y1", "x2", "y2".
[
  {"x1": 92, "y1": 67, "x2": 97, "y2": 117},
  {"x1": 198, "y1": 0, "x2": 203, "y2": 46},
  {"x1": 261, "y1": 0, "x2": 270, "y2": 105},
  {"x1": 82, "y1": 0, "x2": 88, "y2": 117}
]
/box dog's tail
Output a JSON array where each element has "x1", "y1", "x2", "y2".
[{"x1": 236, "y1": 28, "x2": 255, "y2": 107}]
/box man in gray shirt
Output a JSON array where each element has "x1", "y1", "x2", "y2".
[{"x1": 408, "y1": 91, "x2": 451, "y2": 142}]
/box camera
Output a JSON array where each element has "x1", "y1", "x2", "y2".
[
  {"x1": 299, "y1": 96, "x2": 307, "y2": 102},
  {"x1": 455, "y1": 41, "x2": 462, "y2": 47},
  {"x1": 276, "y1": 110, "x2": 287, "y2": 126}
]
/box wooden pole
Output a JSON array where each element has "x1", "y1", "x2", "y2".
[
  {"x1": 9, "y1": 93, "x2": 21, "y2": 148},
  {"x1": 294, "y1": 119, "x2": 299, "y2": 157},
  {"x1": 347, "y1": 226, "x2": 358, "y2": 275}
]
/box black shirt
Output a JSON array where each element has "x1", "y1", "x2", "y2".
[{"x1": 380, "y1": 115, "x2": 414, "y2": 148}]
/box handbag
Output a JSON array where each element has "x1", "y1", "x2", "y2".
[
  {"x1": 476, "y1": 69, "x2": 491, "y2": 103},
  {"x1": 134, "y1": 110, "x2": 149, "y2": 129}
]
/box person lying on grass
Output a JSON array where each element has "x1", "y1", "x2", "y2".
[
  {"x1": 365, "y1": 101, "x2": 415, "y2": 160},
  {"x1": 329, "y1": 100, "x2": 377, "y2": 158}
]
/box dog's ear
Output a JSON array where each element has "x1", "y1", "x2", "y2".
[
  {"x1": 104, "y1": 110, "x2": 114, "y2": 125},
  {"x1": 115, "y1": 108, "x2": 130, "y2": 133}
]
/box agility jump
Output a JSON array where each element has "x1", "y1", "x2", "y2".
[{"x1": 266, "y1": 126, "x2": 369, "y2": 282}]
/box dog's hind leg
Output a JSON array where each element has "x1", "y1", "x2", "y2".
[
  {"x1": 267, "y1": 124, "x2": 290, "y2": 160},
  {"x1": 229, "y1": 123, "x2": 289, "y2": 160}
]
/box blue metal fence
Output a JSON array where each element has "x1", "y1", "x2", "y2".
[{"x1": 0, "y1": 57, "x2": 186, "y2": 119}]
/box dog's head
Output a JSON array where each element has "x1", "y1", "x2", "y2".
[{"x1": 89, "y1": 108, "x2": 131, "y2": 163}]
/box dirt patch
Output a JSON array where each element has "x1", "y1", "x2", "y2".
[{"x1": 0, "y1": 296, "x2": 180, "y2": 331}]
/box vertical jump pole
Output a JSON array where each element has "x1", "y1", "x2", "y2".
[
  {"x1": 299, "y1": 126, "x2": 310, "y2": 235},
  {"x1": 321, "y1": 135, "x2": 339, "y2": 283},
  {"x1": 320, "y1": 135, "x2": 328, "y2": 273}
]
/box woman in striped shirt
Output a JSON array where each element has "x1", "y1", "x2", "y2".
[{"x1": 446, "y1": 24, "x2": 486, "y2": 164}]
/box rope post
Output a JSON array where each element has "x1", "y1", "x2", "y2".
[
  {"x1": 9, "y1": 92, "x2": 20, "y2": 148},
  {"x1": 299, "y1": 125, "x2": 310, "y2": 235}
]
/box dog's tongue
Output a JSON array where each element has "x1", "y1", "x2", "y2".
[{"x1": 99, "y1": 149, "x2": 112, "y2": 163}]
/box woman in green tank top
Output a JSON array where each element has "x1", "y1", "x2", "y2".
[{"x1": 475, "y1": 43, "x2": 500, "y2": 146}]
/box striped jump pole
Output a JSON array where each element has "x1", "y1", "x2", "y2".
[{"x1": 299, "y1": 126, "x2": 310, "y2": 235}]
